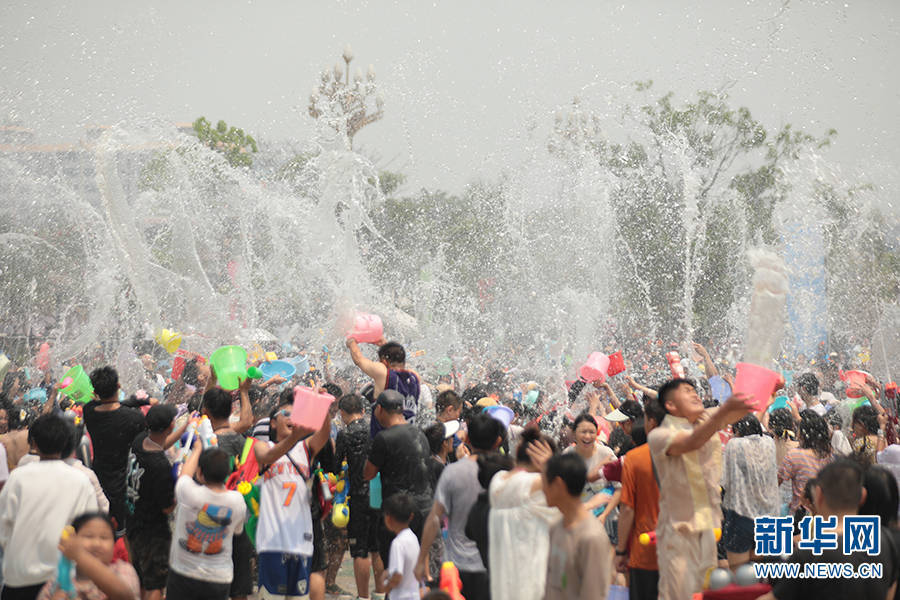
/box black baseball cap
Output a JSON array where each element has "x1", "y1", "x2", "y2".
[{"x1": 375, "y1": 390, "x2": 405, "y2": 412}]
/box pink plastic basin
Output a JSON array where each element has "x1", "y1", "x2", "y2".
[
  {"x1": 292, "y1": 386, "x2": 336, "y2": 430},
  {"x1": 579, "y1": 352, "x2": 609, "y2": 383},
  {"x1": 346, "y1": 313, "x2": 384, "y2": 344},
  {"x1": 733, "y1": 362, "x2": 781, "y2": 412}
]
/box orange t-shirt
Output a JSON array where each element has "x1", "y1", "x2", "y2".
[{"x1": 620, "y1": 443, "x2": 660, "y2": 570}]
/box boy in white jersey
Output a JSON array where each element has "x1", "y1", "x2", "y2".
[
  {"x1": 254, "y1": 391, "x2": 334, "y2": 600},
  {"x1": 382, "y1": 493, "x2": 421, "y2": 600}
]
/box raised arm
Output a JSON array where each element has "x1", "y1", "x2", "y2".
[
  {"x1": 254, "y1": 423, "x2": 315, "y2": 467},
  {"x1": 232, "y1": 377, "x2": 254, "y2": 435},
  {"x1": 666, "y1": 394, "x2": 752, "y2": 456},
  {"x1": 692, "y1": 342, "x2": 719, "y2": 378},
  {"x1": 346, "y1": 339, "x2": 388, "y2": 385}
]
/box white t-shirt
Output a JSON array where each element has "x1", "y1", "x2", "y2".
[
  {"x1": 255, "y1": 441, "x2": 314, "y2": 556},
  {"x1": 0, "y1": 460, "x2": 98, "y2": 586},
  {"x1": 388, "y1": 527, "x2": 421, "y2": 600},
  {"x1": 170, "y1": 477, "x2": 247, "y2": 584},
  {"x1": 804, "y1": 401, "x2": 827, "y2": 416}
]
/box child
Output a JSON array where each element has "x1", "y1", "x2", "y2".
[
  {"x1": 0, "y1": 414, "x2": 98, "y2": 599},
  {"x1": 541, "y1": 453, "x2": 612, "y2": 600},
  {"x1": 37, "y1": 512, "x2": 140, "y2": 600},
  {"x1": 166, "y1": 445, "x2": 247, "y2": 600},
  {"x1": 382, "y1": 493, "x2": 421, "y2": 600}
]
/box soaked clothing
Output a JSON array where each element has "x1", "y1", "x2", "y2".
[
  {"x1": 722, "y1": 434, "x2": 779, "y2": 519},
  {"x1": 370, "y1": 369, "x2": 421, "y2": 438},
  {"x1": 648, "y1": 413, "x2": 723, "y2": 599},
  {"x1": 334, "y1": 417, "x2": 370, "y2": 499}
]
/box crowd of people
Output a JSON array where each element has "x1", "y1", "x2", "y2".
[{"x1": 0, "y1": 333, "x2": 897, "y2": 600}]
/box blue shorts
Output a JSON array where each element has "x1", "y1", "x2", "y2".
[{"x1": 258, "y1": 552, "x2": 312, "y2": 599}]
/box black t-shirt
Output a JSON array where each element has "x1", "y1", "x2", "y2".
[
  {"x1": 426, "y1": 456, "x2": 445, "y2": 491},
  {"x1": 368, "y1": 423, "x2": 432, "y2": 512},
  {"x1": 335, "y1": 418, "x2": 371, "y2": 499},
  {"x1": 771, "y1": 527, "x2": 900, "y2": 599},
  {"x1": 127, "y1": 433, "x2": 175, "y2": 533},
  {"x1": 83, "y1": 402, "x2": 147, "y2": 500}
]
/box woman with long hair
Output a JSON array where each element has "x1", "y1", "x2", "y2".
[
  {"x1": 488, "y1": 427, "x2": 558, "y2": 600},
  {"x1": 722, "y1": 415, "x2": 779, "y2": 568},
  {"x1": 851, "y1": 405, "x2": 886, "y2": 466},
  {"x1": 778, "y1": 410, "x2": 833, "y2": 518}
]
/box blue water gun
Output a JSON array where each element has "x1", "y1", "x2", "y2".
[{"x1": 56, "y1": 526, "x2": 76, "y2": 598}]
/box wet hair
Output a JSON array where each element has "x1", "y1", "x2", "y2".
[
  {"x1": 643, "y1": 396, "x2": 666, "y2": 427},
  {"x1": 89, "y1": 366, "x2": 119, "y2": 400},
  {"x1": 655, "y1": 378, "x2": 697, "y2": 415},
  {"x1": 861, "y1": 465, "x2": 899, "y2": 527},
  {"x1": 198, "y1": 448, "x2": 231, "y2": 485},
  {"x1": 796, "y1": 372, "x2": 820, "y2": 396},
  {"x1": 515, "y1": 426, "x2": 558, "y2": 465},
  {"x1": 146, "y1": 403, "x2": 178, "y2": 433},
  {"x1": 798, "y1": 410, "x2": 832, "y2": 458},
  {"x1": 608, "y1": 428, "x2": 635, "y2": 457},
  {"x1": 545, "y1": 453, "x2": 587, "y2": 497},
  {"x1": 733, "y1": 414, "x2": 764, "y2": 438},
  {"x1": 59, "y1": 414, "x2": 80, "y2": 458},
  {"x1": 768, "y1": 408, "x2": 796, "y2": 439},
  {"x1": 338, "y1": 393, "x2": 365, "y2": 415},
  {"x1": 377, "y1": 342, "x2": 406, "y2": 365},
  {"x1": 181, "y1": 359, "x2": 201, "y2": 387},
  {"x1": 322, "y1": 383, "x2": 343, "y2": 399},
  {"x1": 202, "y1": 388, "x2": 233, "y2": 420},
  {"x1": 436, "y1": 390, "x2": 462, "y2": 414},
  {"x1": 826, "y1": 409, "x2": 843, "y2": 430},
  {"x1": 572, "y1": 412, "x2": 598, "y2": 432},
  {"x1": 277, "y1": 387, "x2": 294, "y2": 408},
  {"x1": 476, "y1": 451, "x2": 514, "y2": 489},
  {"x1": 71, "y1": 512, "x2": 115, "y2": 535},
  {"x1": 816, "y1": 459, "x2": 864, "y2": 511},
  {"x1": 852, "y1": 405, "x2": 880, "y2": 436},
  {"x1": 29, "y1": 414, "x2": 74, "y2": 456},
  {"x1": 382, "y1": 492, "x2": 415, "y2": 524},
  {"x1": 467, "y1": 413, "x2": 503, "y2": 452},
  {"x1": 629, "y1": 419, "x2": 648, "y2": 447},
  {"x1": 425, "y1": 422, "x2": 448, "y2": 455}
]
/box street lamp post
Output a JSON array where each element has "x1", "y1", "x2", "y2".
[{"x1": 308, "y1": 44, "x2": 384, "y2": 149}]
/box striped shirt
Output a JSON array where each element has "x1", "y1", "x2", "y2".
[{"x1": 778, "y1": 447, "x2": 833, "y2": 512}]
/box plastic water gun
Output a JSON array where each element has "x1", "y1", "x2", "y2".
[
  {"x1": 315, "y1": 468, "x2": 336, "y2": 514},
  {"x1": 640, "y1": 527, "x2": 721, "y2": 546},
  {"x1": 196, "y1": 415, "x2": 218, "y2": 448},
  {"x1": 331, "y1": 460, "x2": 350, "y2": 528},
  {"x1": 56, "y1": 526, "x2": 77, "y2": 598},
  {"x1": 439, "y1": 561, "x2": 465, "y2": 600},
  {"x1": 237, "y1": 481, "x2": 260, "y2": 545},
  {"x1": 171, "y1": 416, "x2": 198, "y2": 479}
]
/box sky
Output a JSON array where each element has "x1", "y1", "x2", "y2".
[{"x1": 1, "y1": 0, "x2": 898, "y2": 200}]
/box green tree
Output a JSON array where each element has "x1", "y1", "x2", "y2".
[{"x1": 192, "y1": 117, "x2": 258, "y2": 168}]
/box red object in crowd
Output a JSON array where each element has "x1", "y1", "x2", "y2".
[
  {"x1": 886, "y1": 382, "x2": 897, "y2": 399},
  {"x1": 602, "y1": 458, "x2": 622, "y2": 483},
  {"x1": 607, "y1": 351, "x2": 626, "y2": 376},
  {"x1": 439, "y1": 562, "x2": 465, "y2": 600},
  {"x1": 113, "y1": 537, "x2": 129, "y2": 563},
  {"x1": 36, "y1": 342, "x2": 50, "y2": 372},
  {"x1": 171, "y1": 349, "x2": 207, "y2": 381},
  {"x1": 666, "y1": 351, "x2": 685, "y2": 379}
]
